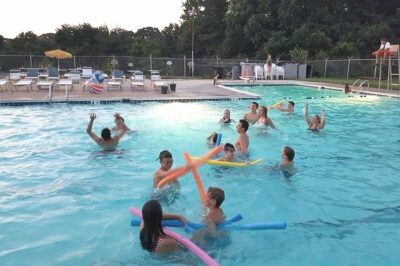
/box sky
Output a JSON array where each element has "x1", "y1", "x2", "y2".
[{"x1": 0, "y1": 0, "x2": 184, "y2": 38}]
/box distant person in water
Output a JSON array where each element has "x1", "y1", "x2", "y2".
[
  {"x1": 272, "y1": 101, "x2": 295, "y2": 113},
  {"x1": 279, "y1": 146, "x2": 296, "y2": 176},
  {"x1": 86, "y1": 113, "x2": 127, "y2": 150},
  {"x1": 206, "y1": 132, "x2": 220, "y2": 148},
  {"x1": 243, "y1": 102, "x2": 259, "y2": 124},
  {"x1": 344, "y1": 84, "x2": 352, "y2": 94},
  {"x1": 255, "y1": 106, "x2": 277, "y2": 129},
  {"x1": 304, "y1": 103, "x2": 326, "y2": 130},
  {"x1": 219, "y1": 109, "x2": 232, "y2": 124},
  {"x1": 235, "y1": 119, "x2": 249, "y2": 154}
]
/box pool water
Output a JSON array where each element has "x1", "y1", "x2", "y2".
[{"x1": 1, "y1": 85, "x2": 399, "y2": 265}]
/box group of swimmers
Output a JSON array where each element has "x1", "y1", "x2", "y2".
[{"x1": 85, "y1": 99, "x2": 326, "y2": 256}]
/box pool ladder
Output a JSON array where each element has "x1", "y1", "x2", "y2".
[{"x1": 351, "y1": 79, "x2": 370, "y2": 92}]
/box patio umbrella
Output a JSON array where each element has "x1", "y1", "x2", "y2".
[{"x1": 44, "y1": 49, "x2": 73, "y2": 70}]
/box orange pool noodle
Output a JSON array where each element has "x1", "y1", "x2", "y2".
[{"x1": 156, "y1": 145, "x2": 223, "y2": 189}]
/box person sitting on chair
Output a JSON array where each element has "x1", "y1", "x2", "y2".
[{"x1": 372, "y1": 37, "x2": 391, "y2": 64}]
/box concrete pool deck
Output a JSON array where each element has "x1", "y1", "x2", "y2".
[{"x1": 0, "y1": 79, "x2": 399, "y2": 104}]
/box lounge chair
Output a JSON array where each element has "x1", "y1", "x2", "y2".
[
  {"x1": 57, "y1": 79, "x2": 73, "y2": 92},
  {"x1": 131, "y1": 70, "x2": 145, "y2": 91},
  {"x1": 81, "y1": 67, "x2": 93, "y2": 79},
  {"x1": 0, "y1": 79, "x2": 9, "y2": 92},
  {"x1": 107, "y1": 80, "x2": 122, "y2": 91},
  {"x1": 47, "y1": 68, "x2": 60, "y2": 81},
  {"x1": 11, "y1": 79, "x2": 33, "y2": 92},
  {"x1": 150, "y1": 70, "x2": 167, "y2": 92},
  {"x1": 26, "y1": 68, "x2": 39, "y2": 82},
  {"x1": 36, "y1": 81, "x2": 54, "y2": 92},
  {"x1": 9, "y1": 70, "x2": 21, "y2": 83},
  {"x1": 63, "y1": 70, "x2": 80, "y2": 91},
  {"x1": 111, "y1": 70, "x2": 126, "y2": 83}
]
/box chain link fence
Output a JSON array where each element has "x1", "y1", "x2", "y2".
[{"x1": 0, "y1": 54, "x2": 385, "y2": 80}]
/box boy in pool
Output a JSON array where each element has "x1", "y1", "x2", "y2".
[
  {"x1": 216, "y1": 143, "x2": 249, "y2": 164},
  {"x1": 243, "y1": 102, "x2": 259, "y2": 124},
  {"x1": 86, "y1": 113, "x2": 127, "y2": 151},
  {"x1": 272, "y1": 101, "x2": 295, "y2": 113},
  {"x1": 153, "y1": 150, "x2": 189, "y2": 188},
  {"x1": 279, "y1": 146, "x2": 295, "y2": 176},
  {"x1": 235, "y1": 119, "x2": 250, "y2": 154},
  {"x1": 202, "y1": 187, "x2": 225, "y2": 237}
]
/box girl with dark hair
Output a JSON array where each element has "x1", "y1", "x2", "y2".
[{"x1": 140, "y1": 200, "x2": 187, "y2": 253}]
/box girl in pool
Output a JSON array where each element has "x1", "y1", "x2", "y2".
[
  {"x1": 255, "y1": 106, "x2": 277, "y2": 129},
  {"x1": 219, "y1": 109, "x2": 233, "y2": 124},
  {"x1": 304, "y1": 103, "x2": 325, "y2": 130},
  {"x1": 140, "y1": 200, "x2": 187, "y2": 254}
]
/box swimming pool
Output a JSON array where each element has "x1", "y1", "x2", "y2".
[{"x1": 1, "y1": 85, "x2": 399, "y2": 265}]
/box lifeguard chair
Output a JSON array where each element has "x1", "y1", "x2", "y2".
[{"x1": 375, "y1": 44, "x2": 400, "y2": 90}]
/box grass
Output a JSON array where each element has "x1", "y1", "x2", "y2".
[{"x1": 299, "y1": 77, "x2": 400, "y2": 90}]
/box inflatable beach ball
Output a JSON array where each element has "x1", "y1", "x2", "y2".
[{"x1": 89, "y1": 70, "x2": 105, "y2": 94}]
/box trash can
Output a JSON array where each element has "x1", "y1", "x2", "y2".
[
  {"x1": 161, "y1": 85, "x2": 168, "y2": 94},
  {"x1": 213, "y1": 67, "x2": 223, "y2": 79},
  {"x1": 231, "y1": 66, "x2": 240, "y2": 80}
]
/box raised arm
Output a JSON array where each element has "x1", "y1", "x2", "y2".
[
  {"x1": 267, "y1": 118, "x2": 277, "y2": 129},
  {"x1": 163, "y1": 213, "x2": 188, "y2": 224},
  {"x1": 86, "y1": 113, "x2": 102, "y2": 144},
  {"x1": 304, "y1": 104, "x2": 311, "y2": 126},
  {"x1": 319, "y1": 109, "x2": 326, "y2": 129},
  {"x1": 113, "y1": 113, "x2": 128, "y2": 140}
]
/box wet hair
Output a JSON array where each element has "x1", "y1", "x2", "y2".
[
  {"x1": 288, "y1": 101, "x2": 295, "y2": 107},
  {"x1": 224, "y1": 143, "x2": 235, "y2": 151},
  {"x1": 239, "y1": 119, "x2": 249, "y2": 132},
  {"x1": 212, "y1": 133, "x2": 218, "y2": 144},
  {"x1": 314, "y1": 115, "x2": 321, "y2": 123},
  {"x1": 208, "y1": 187, "x2": 225, "y2": 208},
  {"x1": 140, "y1": 200, "x2": 166, "y2": 252},
  {"x1": 158, "y1": 150, "x2": 172, "y2": 161},
  {"x1": 115, "y1": 116, "x2": 125, "y2": 122},
  {"x1": 252, "y1": 102, "x2": 259, "y2": 108},
  {"x1": 259, "y1": 106, "x2": 267, "y2": 116},
  {"x1": 101, "y1": 128, "x2": 111, "y2": 140},
  {"x1": 283, "y1": 146, "x2": 295, "y2": 162}
]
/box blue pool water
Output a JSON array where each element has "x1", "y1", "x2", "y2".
[{"x1": 0, "y1": 85, "x2": 399, "y2": 265}]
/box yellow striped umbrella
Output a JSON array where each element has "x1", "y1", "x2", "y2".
[{"x1": 44, "y1": 49, "x2": 73, "y2": 70}]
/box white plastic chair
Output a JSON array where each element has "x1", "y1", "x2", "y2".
[
  {"x1": 131, "y1": 70, "x2": 145, "y2": 91},
  {"x1": 254, "y1": 65, "x2": 264, "y2": 80},
  {"x1": 81, "y1": 67, "x2": 93, "y2": 79},
  {"x1": 277, "y1": 66, "x2": 285, "y2": 80}
]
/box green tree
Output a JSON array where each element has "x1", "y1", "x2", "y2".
[
  {"x1": 8, "y1": 31, "x2": 40, "y2": 54},
  {"x1": 131, "y1": 27, "x2": 163, "y2": 57}
]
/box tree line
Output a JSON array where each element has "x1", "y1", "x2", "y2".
[{"x1": 0, "y1": 0, "x2": 398, "y2": 61}]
